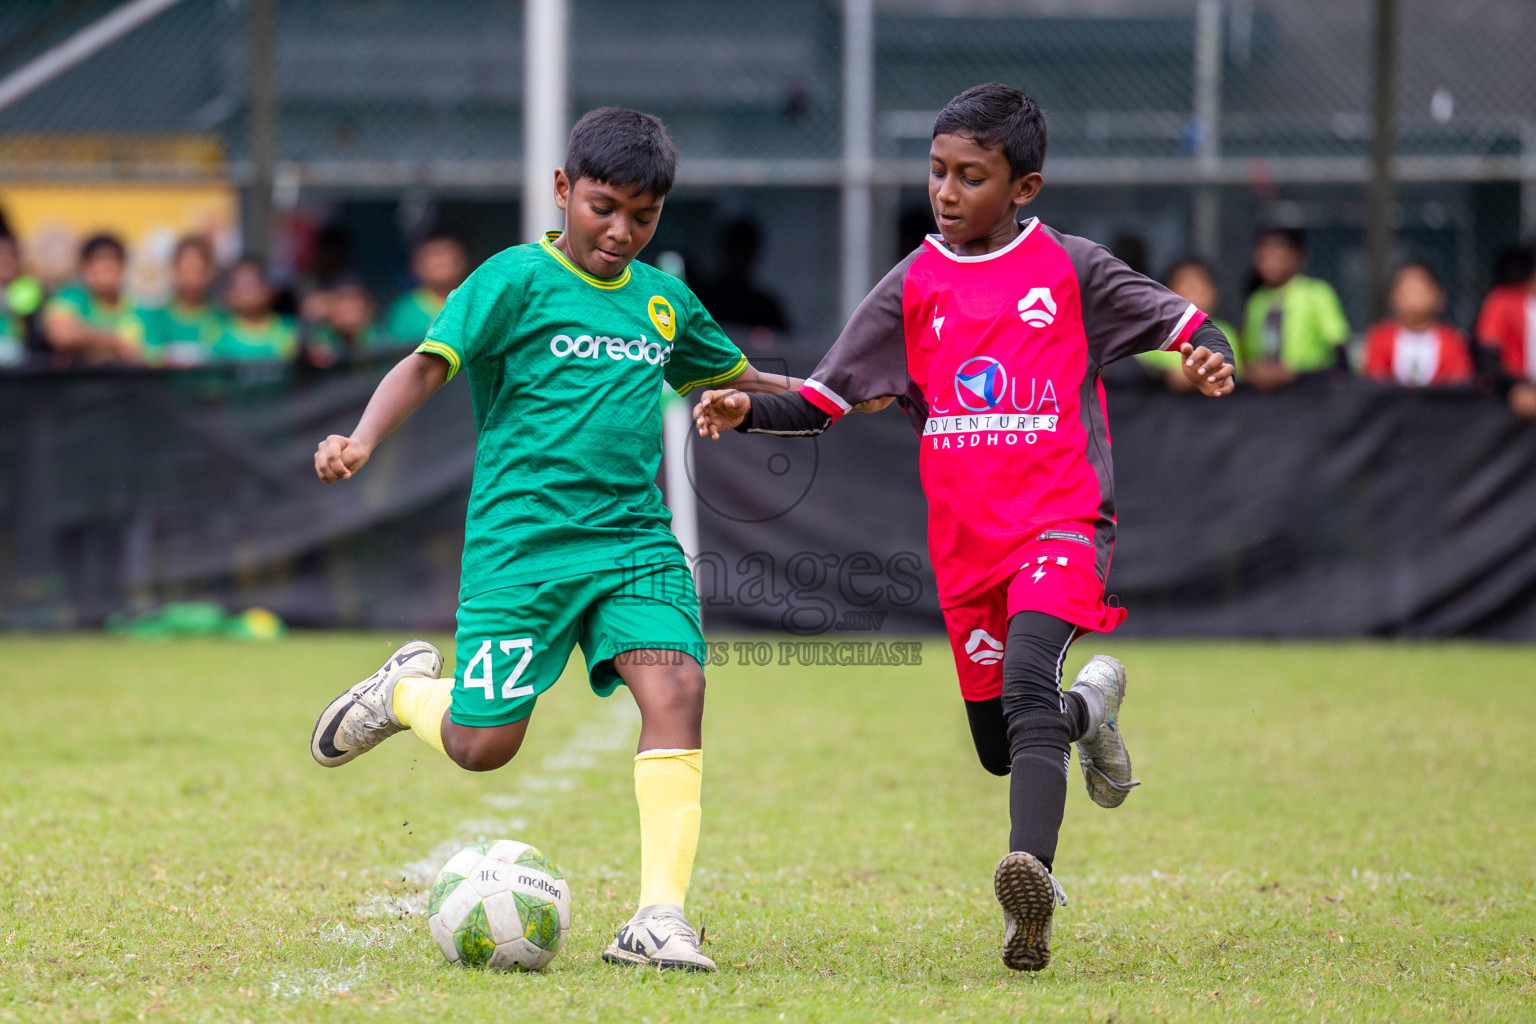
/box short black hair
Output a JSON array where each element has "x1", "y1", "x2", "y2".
[
  {"x1": 81, "y1": 233, "x2": 125, "y2": 262},
  {"x1": 932, "y1": 83, "x2": 1048, "y2": 179},
  {"x1": 1255, "y1": 226, "x2": 1306, "y2": 252},
  {"x1": 565, "y1": 107, "x2": 677, "y2": 198}
]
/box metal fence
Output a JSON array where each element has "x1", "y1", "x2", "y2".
[{"x1": 0, "y1": 0, "x2": 1532, "y2": 337}]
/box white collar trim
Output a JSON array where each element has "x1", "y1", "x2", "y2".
[{"x1": 924, "y1": 217, "x2": 1039, "y2": 263}]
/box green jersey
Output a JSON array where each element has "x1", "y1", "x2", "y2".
[
  {"x1": 383, "y1": 287, "x2": 446, "y2": 343},
  {"x1": 44, "y1": 283, "x2": 146, "y2": 353},
  {"x1": 417, "y1": 232, "x2": 748, "y2": 597},
  {"x1": 1241, "y1": 275, "x2": 1349, "y2": 372},
  {"x1": 212, "y1": 315, "x2": 297, "y2": 362},
  {"x1": 140, "y1": 301, "x2": 223, "y2": 364}
]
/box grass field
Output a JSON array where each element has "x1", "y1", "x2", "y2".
[{"x1": 2, "y1": 635, "x2": 1534, "y2": 1023}]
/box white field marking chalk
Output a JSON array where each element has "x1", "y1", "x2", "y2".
[
  {"x1": 317, "y1": 922, "x2": 405, "y2": 950},
  {"x1": 356, "y1": 700, "x2": 640, "y2": 917},
  {"x1": 267, "y1": 965, "x2": 370, "y2": 998}
]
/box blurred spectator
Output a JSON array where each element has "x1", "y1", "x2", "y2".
[
  {"x1": 42, "y1": 234, "x2": 145, "y2": 366},
  {"x1": 139, "y1": 235, "x2": 223, "y2": 367},
  {"x1": 1137, "y1": 258, "x2": 1239, "y2": 391},
  {"x1": 1241, "y1": 227, "x2": 1349, "y2": 389},
  {"x1": 1362, "y1": 262, "x2": 1472, "y2": 388},
  {"x1": 383, "y1": 229, "x2": 468, "y2": 342},
  {"x1": 0, "y1": 232, "x2": 43, "y2": 367},
  {"x1": 692, "y1": 217, "x2": 789, "y2": 331},
  {"x1": 1473, "y1": 250, "x2": 1536, "y2": 419},
  {"x1": 302, "y1": 277, "x2": 391, "y2": 367},
  {"x1": 213, "y1": 257, "x2": 296, "y2": 363}
]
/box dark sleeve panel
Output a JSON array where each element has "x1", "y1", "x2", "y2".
[
  {"x1": 799, "y1": 247, "x2": 921, "y2": 416},
  {"x1": 1055, "y1": 230, "x2": 1205, "y2": 367},
  {"x1": 739, "y1": 391, "x2": 834, "y2": 436}
]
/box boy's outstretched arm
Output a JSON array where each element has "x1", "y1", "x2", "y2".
[
  {"x1": 315, "y1": 352, "x2": 449, "y2": 482},
  {"x1": 1177, "y1": 321, "x2": 1237, "y2": 397},
  {"x1": 695, "y1": 250, "x2": 921, "y2": 440}
]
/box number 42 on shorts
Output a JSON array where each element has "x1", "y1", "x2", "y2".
[{"x1": 462, "y1": 638, "x2": 535, "y2": 699}]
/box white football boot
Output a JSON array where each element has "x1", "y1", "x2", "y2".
[
  {"x1": 310, "y1": 640, "x2": 443, "y2": 767},
  {"x1": 601, "y1": 903, "x2": 717, "y2": 972},
  {"x1": 1070, "y1": 655, "x2": 1141, "y2": 808},
  {"x1": 994, "y1": 851, "x2": 1068, "y2": 971}
]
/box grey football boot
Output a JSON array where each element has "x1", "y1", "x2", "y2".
[
  {"x1": 994, "y1": 851, "x2": 1068, "y2": 971},
  {"x1": 1070, "y1": 654, "x2": 1140, "y2": 808},
  {"x1": 310, "y1": 640, "x2": 443, "y2": 767},
  {"x1": 601, "y1": 903, "x2": 717, "y2": 972}
]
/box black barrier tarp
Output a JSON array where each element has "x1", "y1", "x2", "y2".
[{"x1": 3, "y1": 365, "x2": 1535, "y2": 637}]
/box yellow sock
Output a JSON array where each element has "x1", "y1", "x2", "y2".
[
  {"x1": 391, "y1": 675, "x2": 453, "y2": 756},
  {"x1": 634, "y1": 748, "x2": 703, "y2": 910}
]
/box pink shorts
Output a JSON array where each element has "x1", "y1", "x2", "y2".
[{"x1": 941, "y1": 532, "x2": 1127, "y2": 702}]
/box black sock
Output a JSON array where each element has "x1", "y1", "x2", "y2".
[
  {"x1": 1008, "y1": 750, "x2": 1067, "y2": 870},
  {"x1": 1064, "y1": 689, "x2": 1090, "y2": 742}
]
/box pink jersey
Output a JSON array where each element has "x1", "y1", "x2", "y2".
[{"x1": 792, "y1": 218, "x2": 1205, "y2": 607}]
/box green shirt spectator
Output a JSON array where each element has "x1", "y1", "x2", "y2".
[
  {"x1": 142, "y1": 235, "x2": 222, "y2": 366},
  {"x1": 140, "y1": 301, "x2": 223, "y2": 364},
  {"x1": 1241, "y1": 275, "x2": 1350, "y2": 372},
  {"x1": 214, "y1": 256, "x2": 295, "y2": 362},
  {"x1": 214, "y1": 314, "x2": 296, "y2": 362},
  {"x1": 42, "y1": 234, "x2": 145, "y2": 365},
  {"x1": 1240, "y1": 227, "x2": 1349, "y2": 377},
  {"x1": 381, "y1": 229, "x2": 468, "y2": 342},
  {"x1": 382, "y1": 286, "x2": 446, "y2": 343},
  {"x1": 45, "y1": 282, "x2": 146, "y2": 356}
]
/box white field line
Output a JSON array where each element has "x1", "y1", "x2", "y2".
[
  {"x1": 267, "y1": 965, "x2": 370, "y2": 998},
  {"x1": 274, "y1": 697, "x2": 639, "y2": 997}
]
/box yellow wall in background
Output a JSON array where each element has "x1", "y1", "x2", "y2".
[{"x1": 0, "y1": 182, "x2": 239, "y2": 303}]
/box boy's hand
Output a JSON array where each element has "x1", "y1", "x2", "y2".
[
  {"x1": 1179, "y1": 343, "x2": 1235, "y2": 397},
  {"x1": 315, "y1": 434, "x2": 371, "y2": 482},
  {"x1": 693, "y1": 389, "x2": 751, "y2": 439},
  {"x1": 853, "y1": 396, "x2": 895, "y2": 413}
]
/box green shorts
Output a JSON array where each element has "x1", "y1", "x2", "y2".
[{"x1": 449, "y1": 563, "x2": 706, "y2": 727}]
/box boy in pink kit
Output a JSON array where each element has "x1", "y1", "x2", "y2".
[{"x1": 694, "y1": 84, "x2": 1234, "y2": 971}]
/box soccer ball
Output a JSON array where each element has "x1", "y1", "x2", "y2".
[{"x1": 427, "y1": 840, "x2": 571, "y2": 971}]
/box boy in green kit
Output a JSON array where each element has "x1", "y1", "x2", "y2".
[
  {"x1": 42, "y1": 234, "x2": 145, "y2": 365},
  {"x1": 140, "y1": 235, "x2": 223, "y2": 366},
  {"x1": 383, "y1": 229, "x2": 468, "y2": 342},
  {"x1": 212, "y1": 257, "x2": 296, "y2": 362},
  {"x1": 308, "y1": 107, "x2": 805, "y2": 971}
]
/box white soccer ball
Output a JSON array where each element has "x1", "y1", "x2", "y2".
[{"x1": 426, "y1": 840, "x2": 571, "y2": 971}]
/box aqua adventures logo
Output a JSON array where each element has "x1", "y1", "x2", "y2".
[{"x1": 954, "y1": 356, "x2": 1007, "y2": 411}]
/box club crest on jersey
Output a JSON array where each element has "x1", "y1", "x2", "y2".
[
  {"x1": 954, "y1": 356, "x2": 1007, "y2": 411},
  {"x1": 647, "y1": 295, "x2": 677, "y2": 342},
  {"x1": 1017, "y1": 287, "x2": 1057, "y2": 327},
  {"x1": 965, "y1": 628, "x2": 1005, "y2": 665}
]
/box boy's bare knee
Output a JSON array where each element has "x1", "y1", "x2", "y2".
[
  {"x1": 452, "y1": 743, "x2": 513, "y2": 772},
  {"x1": 662, "y1": 664, "x2": 706, "y2": 714},
  {"x1": 443, "y1": 725, "x2": 524, "y2": 772}
]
